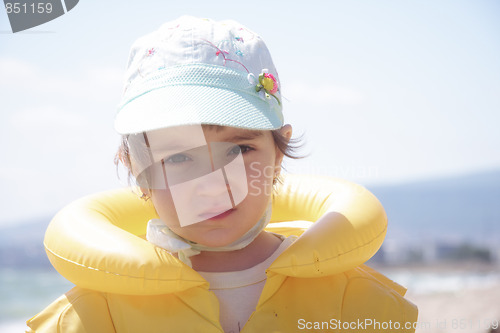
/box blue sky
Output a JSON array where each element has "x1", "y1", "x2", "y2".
[{"x1": 0, "y1": 0, "x2": 499, "y2": 226}]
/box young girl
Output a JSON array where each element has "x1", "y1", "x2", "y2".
[{"x1": 28, "y1": 16, "x2": 417, "y2": 332}]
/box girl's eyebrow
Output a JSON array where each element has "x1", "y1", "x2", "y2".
[{"x1": 224, "y1": 131, "x2": 264, "y2": 142}]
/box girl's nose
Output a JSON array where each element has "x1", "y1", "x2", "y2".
[{"x1": 194, "y1": 168, "x2": 233, "y2": 201}]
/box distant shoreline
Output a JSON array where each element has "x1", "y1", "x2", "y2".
[{"x1": 371, "y1": 261, "x2": 500, "y2": 273}]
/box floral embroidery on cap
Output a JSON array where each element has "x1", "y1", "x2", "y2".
[
  {"x1": 259, "y1": 72, "x2": 278, "y2": 94},
  {"x1": 136, "y1": 47, "x2": 164, "y2": 78},
  {"x1": 202, "y1": 39, "x2": 249, "y2": 72},
  {"x1": 253, "y1": 69, "x2": 280, "y2": 105}
]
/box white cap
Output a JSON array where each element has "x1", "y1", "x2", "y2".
[{"x1": 115, "y1": 16, "x2": 284, "y2": 135}]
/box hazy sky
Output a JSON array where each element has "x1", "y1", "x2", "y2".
[{"x1": 1, "y1": 0, "x2": 499, "y2": 226}]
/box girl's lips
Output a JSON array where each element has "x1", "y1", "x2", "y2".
[{"x1": 199, "y1": 208, "x2": 235, "y2": 220}]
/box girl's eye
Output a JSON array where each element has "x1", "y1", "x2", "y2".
[
  {"x1": 228, "y1": 145, "x2": 253, "y2": 155},
  {"x1": 164, "y1": 154, "x2": 191, "y2": 164}
]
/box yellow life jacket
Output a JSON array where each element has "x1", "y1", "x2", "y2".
[{"x1": 27, "y1": 174, "x2": 418, "y2": 332}]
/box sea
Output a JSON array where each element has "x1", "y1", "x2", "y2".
[
  {"x1": 0, "y1": 268, "x2": 73, "y2": 332},
  {"x1": 2, "y1": 266, "x2": 500, "y2": 332}
]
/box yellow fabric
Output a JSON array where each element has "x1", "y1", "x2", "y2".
[{"x1": 28, "y1": 174, "x2": 418, "y2": 332}]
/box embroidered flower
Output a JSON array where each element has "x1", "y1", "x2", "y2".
[
  {"x1": 260, "y1": 73, "x2": 278, "y2": 94},
  {"x1": 254, "y1": 69, "x2": 280, "y2": 105}
]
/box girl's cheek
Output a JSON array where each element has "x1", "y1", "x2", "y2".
[
  {"x1": 151, "y1": 189, "x2": 176, "y2": 218},
  {"x1": 246, "y1": 160, "x2": 274, "y2": 198},
  {"x1": 151, "y1": 188, "x2": 173, "y2": 203}
]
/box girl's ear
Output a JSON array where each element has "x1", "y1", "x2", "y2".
[
  {"x1": 274, "y1": 124, "x2": 293, "y2": 174},
  {"x1": 280, "y1": 124, "x2": 293, "y2": 142}
]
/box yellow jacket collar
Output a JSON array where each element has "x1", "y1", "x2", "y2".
[{"x1": 44, "y1": 175, "x2": 387, "y2": 295}]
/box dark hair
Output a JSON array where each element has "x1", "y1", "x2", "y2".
[{"x1": 114, "y1": 125, "x2": 305, "y2": 188}]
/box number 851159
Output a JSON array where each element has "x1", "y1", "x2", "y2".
[{"x1": 5, "y1": 2, "x2": 53, "y2": 14}]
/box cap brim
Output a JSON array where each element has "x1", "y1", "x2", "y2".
[{"x1": 115, "y1": 85, "x2": 283, "y2": 135}]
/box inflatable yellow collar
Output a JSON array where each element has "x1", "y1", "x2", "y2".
[{"x1": 44, "y1": 174, "x2": 387, "y2": 295}]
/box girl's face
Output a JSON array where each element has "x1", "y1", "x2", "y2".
[{"x1": 138, "y1": 125, "x2": 291, "y2": 247}]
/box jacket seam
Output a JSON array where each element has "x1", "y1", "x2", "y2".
[
  {"x1": 57, "y1": 291, "x2": 116, "y2": 333},
  {"x1": 44, "y1": 245, "x2": 206, "y2": 284},
  {"x1": 270, "y1": 223, "x2": 387, "y2": 271},
  {"x1": 341, "y1": 274, "x2": 410, "y2": 320},
  {"x1": 173, "y1": 293, "x2": 223, "y2": 332}
]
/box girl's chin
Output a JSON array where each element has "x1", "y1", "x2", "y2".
[{"x1": 185, "y1": 227, "x2": 244, "y2": 247}]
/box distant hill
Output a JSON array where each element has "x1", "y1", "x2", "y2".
[
  {"x1": 1, "y1": 169, "x2": 499, "y2": 268},
  {"x1": 0, "y1": 217, "x2": 52, "y2": 268},
  {"x1": 368, "y1": 168, "x2": 500, "y2": 245}
]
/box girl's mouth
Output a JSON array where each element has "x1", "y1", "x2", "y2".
[{"x1": 200, "y1": 208, "x2": 235, "y2": 220}]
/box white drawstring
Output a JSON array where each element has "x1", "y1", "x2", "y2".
[{"x1": 146, "y1": 203, "x2": 272, "y2": 267}]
